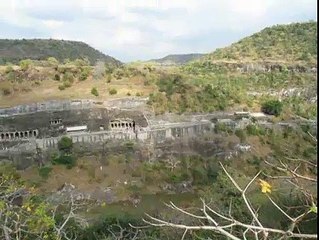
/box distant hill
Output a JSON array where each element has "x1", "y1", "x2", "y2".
[
  {"x1": 205, "y1": 21, "x2": 317, "y2": 63},
  {"x1": 0, "y1": 39, "x2": 122, "y2": 65},
  {"x1": 150, "y1": 53, "x2": 205, "y2": 65}
]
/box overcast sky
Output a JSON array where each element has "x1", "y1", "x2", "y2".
[{"x1": 0, "y1": 0, "x2": 317, "y2": 62}]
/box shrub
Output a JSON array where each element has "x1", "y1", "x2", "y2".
[
  {"x1": 38, "y1": 166, "x2": 52, "y2": 179},
  {"x1": 79, "y1": 67, "x2": 91, "y2": 81},
  {"x1": 126, "y1": 92, "x2": 131, "y2": 96},
  {"x1": 261, "y1": 100, "x2": 283, "y2": 116},
  {"x1": 52, "y1": 154, "x2": 76, "y2": 169},
  {"x1": 109, "y1": 88, "x2": 117, "y2": 95},
  {"x1": 63, "y1": 81, "x2": 72, "y2": 88},
  {"x1": 245, "y1": 124, "x2": 261, "y2": 136},
  {"x1": 91, "y1": 87, "x2": 99, "y2": 96},
  {"x1": 235, "y1": 129, "x2": 246, "y2": 143},
  {"x1": 107, "y1": 75, "x2": 112, "y2": 83},
  {"x1": 54, "y1": 74, "x2": 60, "y2": 81},
  {"x1": 47, "y1": 57, "x2": 59, "y2": 66},
  {"x1": 58, "y1": 136, "x2": 73, "y2": 154},
  {"x1": 1, "y1": 86, "x2": 12, "y2": 95},
  {"x1": 19, "y1": 59, "x2": 33, "y2": 71},
  {"x1": 58, "y1": 85, "x2": 66, "y2": 90},
  {"x1": 5, "y1": 65, "x2": 14, "y2": 74},
  {"x1": 62, "y1": 72, "x2": 74, "y2": 83}
]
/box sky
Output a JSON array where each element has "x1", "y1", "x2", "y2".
[{"x1": 0, "y1": 0, "x2": 317, "y2": 62}]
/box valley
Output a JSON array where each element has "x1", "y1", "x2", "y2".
[{"x1": 0, "y1": 21, "x2": 317, "y2": 240}]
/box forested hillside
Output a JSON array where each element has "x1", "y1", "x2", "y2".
[
  {"x1": 0, "y1": 39, "x2": 122, "y2": 65},
  {"x1": 204, "y1": 21, "x2": 317, "y2": 63}
]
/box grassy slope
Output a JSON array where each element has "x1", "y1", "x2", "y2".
[
  {"x1": 204, "y1": 21, "x2": 317, "y2": 63},
  {"x1": 0, "y1": 39, "x2": 122, "y2": 65}
]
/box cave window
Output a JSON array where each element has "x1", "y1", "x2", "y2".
[
  {"x1": 20, "y1": 132, "x2": 24, "y2": 138},
  {"x1": 10, "y1": 133, "x2": 14, "y2": 138},
  {"x1": 33, "y1": 130, "x2": 37, "y2": 137},
  {"x1": 1, "y1": 133, "x2": 4, "y2": 140},
  {"x1": 126, "y1": 123, "x2": 128, "y2": 127},
  {"x1": 121, "y1": 123, "x2": 125, "y2": 127},
  {"x1": 29, "y1": 131, "x2": 33, "y2": 137},
  {"x1": 15, "y1": 132, "x2": 19, "y2": 138},
  {"x1": 111, "y1": 123, "x2": 114, "y2": 128},
  {"x1": 129, "y1": 123, "x2": 132, "y2": 128},
  {"x1": 24, "y1": 131, "x2": 28, "y2": 137},
  {"x1": 6, "y1": 133, "x2": 9, "y2": 139}
]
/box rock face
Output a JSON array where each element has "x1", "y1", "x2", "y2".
[{"x1": 0, "y1": 99, "x2": 316, "y2": 169}]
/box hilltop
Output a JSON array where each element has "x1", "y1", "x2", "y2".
[
  {"x1": 0, "y1": 39, "x2": 122, "y2": 66},
  {"x1": 204, "y1": 21, "x2": 317, "y2": 64},
  {"x1": 149, "y1": 53, "x2": 205, "y2": 65}
]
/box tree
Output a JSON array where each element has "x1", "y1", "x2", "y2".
[{"x1": 0, "y1": 164, "x2": 89, "y2": 240}]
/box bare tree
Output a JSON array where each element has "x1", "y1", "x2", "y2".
[{"x1": 141, "y1": 162, "x2": 317, "y2": 239}]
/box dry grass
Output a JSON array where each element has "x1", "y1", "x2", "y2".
[{"x1": 0, "y1": 75, "x2": 155, "y2": 107}]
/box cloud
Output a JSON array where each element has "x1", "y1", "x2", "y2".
[{"x1": 0, "y1": 0, "x2": 317, "y2": 62}]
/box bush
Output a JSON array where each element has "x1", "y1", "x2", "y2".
[
  {"x1": 19, "y1": 59, "x2": 33, "y2": 71},
  {"x1": 261, "y1": 100, "x2": 283, "y2": 116},
  {"x1": 62, "y1": 72, "x2": 74, "y2": 83},
  {"x1": 91, "y1": 87, "x2": 99, "y2": 96},
  {"x1": 79, "y1": 67, "x2": 91, "y2": 81},
  {"x1": 235, "y1": 129, "x2": 246, "y2": 142},
  {"x1": 58, "y1": 85, "x2": 66, "y2": 90},
  {"x1": 54, "y1": 74, "x2": 60, "y2": 81},
  {"x1": 1, "y1": 86, "x2": 12, "y2": 95},
  {"x1": 38, "y1": 166, "x2": 52, "y2": 179},
  {"x1": 52, "y1": 154, "x2": 76, "y2": 169},
  {"x1": 5, "y1": 65, "x2": 14, "y2": 74},
  {"x1": 109, "y1": 88, "x2": 117, "y2": 95},
  {"x1": 107, "y1": 75, "x2": 112, "y2": 83},
  {"x1": 58, "y1": 136, "x2": 73, "y2": 154}
]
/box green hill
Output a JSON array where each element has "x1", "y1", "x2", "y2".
[
  {"x1": 205, "y1": 21, "x2": 317, "y2": 63},
  {"x1": 150, "y1": 53, "x2": 205, "y2": 65},
  {"x1": 0, "y1": 39, "x2": 122, "y2": 65}
]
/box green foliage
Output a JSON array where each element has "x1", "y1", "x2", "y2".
[
  {"x1": 79, "y1": 66, "x2": 91, "y2": 81},
  {"x1": 109, "y1": 88, "x2": 117, "y2": 95},
  {"x1": 91, "y1": 87, "x2": 99, "y2": 96},
  {"x1": 0, "y1": 39, "x2": 122, "y2": 65},
  {"x1": 19, "y1": 59, "x2": 33, "y2": 70},
  {"x1": 47, "y1": 57, "x2": 59, "y2": 66},
  {"x1": 38, "y1": 166, "x2": 53, "y2": 179},
  {"x1": 107, "y1": 74, "x2": 112, "y2": 82},
  {"x1": 4, "y1": 65, "x2": 14, "y2": 74},
  {"x1": 62, "y1": 71, "x2": 74, "y2": 83},
  {"x1": 261, "y1": 100, "x2": 283, "y2": 116},
  {"x1": 207, "y1": 21, "x2": 317, "y2": 63},
  {"x1": 57, "y1": 136, "x2": 73, "y2": 154},
  {"x1": 52, "y1": 154, "x2": 76, "y2": 169},
  {"x1": 235, "y1": 129, "x2": 247, "y2": 143},
  {"x1": 58, "y1": 85, "x2": 66, "y2": 90},
  {"x1": 54, "y1": 73, "x2": 60, "y2": 81}
]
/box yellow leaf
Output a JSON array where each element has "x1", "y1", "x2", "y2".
[
  {"x1": 259, "y1": 179, "x2": 272, "y2": 194},
  {"x1": 27, "y1": 206, "x2": 32, "y2": 212}
]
